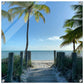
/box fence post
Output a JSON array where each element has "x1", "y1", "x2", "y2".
[
  {"x1": 27, "y1": 51, "x2": 31, "y2": 67},
  {"x1": 20, "y1": 51, "x2": 23, "y2": 72},
  {"x1": 54, "y1": 50, "x2": 56, "y2": 66},
  {"x1": 7, "y1": 53, "x2": 14, "y2": 82},
  {"x1": 72, "y1": 52, "x2": 77, "y2": 81},
  {"x1": 57, "y1": 52, "x2": 65, "y2": 70}
]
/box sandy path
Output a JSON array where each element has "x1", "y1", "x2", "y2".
[{"x1": 21, "y1": 61, "x2": 67, "y2": 82}]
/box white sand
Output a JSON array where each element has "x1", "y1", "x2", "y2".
[
  {"x1": 21, "y1": 60, "x2": 67, "y2": 82},
  {"x1": 31, "y1": 60, "x2": 54, "y2": 68}
]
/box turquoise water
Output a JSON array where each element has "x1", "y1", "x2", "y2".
[{"x1": 1, "y1": 51, "x2": 82, "y2": 60}]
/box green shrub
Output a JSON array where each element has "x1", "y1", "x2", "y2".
[
  {"x1": 76, "y1": 57, "x2": 83, "y2": 80},
  {"x1": 63, "y1": 56, "x2": 72, "y2": 69},
  {"x1": 2, "y1": 55, "x2": 22, "y2": 78},
  {"x1": 61, "y1": 55, "x2": 83, "y2": 82}
]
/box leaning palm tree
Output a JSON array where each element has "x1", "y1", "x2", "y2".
[
  {"x1": 63, "y1": 3, "x2": 83, "y2": 52},
  {"x1": 60, "y1": 28, "x2": 77, "y2": 52},
  {"x1": 8, "y1": 2, "x2": 50, "y2": 61}
]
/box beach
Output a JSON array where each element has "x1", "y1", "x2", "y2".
[{"x1": 31, "y1": 60, "x2": 54, "y2": 68}]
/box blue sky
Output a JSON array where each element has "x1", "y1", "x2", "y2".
[{"x1": 2, "y1": 1, "x2": 79, "y2": 51}]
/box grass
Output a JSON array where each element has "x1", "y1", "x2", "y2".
[
  {"x1": 2, "y1": 58, "x2": 8, "y2": 77},
  {"x1": 76, "y1": 56, "x2": 83, "y2": 80},
  {"x1": 55, "y1": 55, "x2": 83, "y2": 82},
  {"x1": 2, "y1": 55, "x2": 32, "y2": 81},
  {"x1": 13, "y1": 55, "x2": 22, "y2": 79},
  {"x1": 2, "y1": 55, "x2": 24, "y2": 81}
]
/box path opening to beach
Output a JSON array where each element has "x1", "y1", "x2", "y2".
[
  {"x1": 21, "y1": 60, "x2": 58, "y2": 82},
  {"x1": 27, "y1": 61, "x2": 57, "y2": 82}
]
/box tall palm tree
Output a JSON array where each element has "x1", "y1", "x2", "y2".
[
  {"x1": 60, "y1": 28, "x2": 77, "y2": 52},
  {"x1": 8, "y1": 2, "x2": 50, "y2": 60}
]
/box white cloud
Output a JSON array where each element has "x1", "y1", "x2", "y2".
[{"x1": 48, "y1": 36, "x2": 61, "y2": 41}]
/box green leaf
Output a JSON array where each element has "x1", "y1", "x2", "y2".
[
  {"x1": 34, "y1": 11, "x2": 45, "y2": 23},
  {"x1": 34, "y1": 4, "x2": 50, "y2": 13},
  {"x1": 65, "y1": 28, "x2": 73, "y2": 33},
  {"x1": 18, "y1": 10, "x2": 25, "y2": 19},
  {"x1": 64, "y1": 19, "x2": 82, "y2": 28},
  {"x1": 8, "y1": 7, "x2": 23, "y2": 14},
  {"x1": 2, "y1": 10, "x2": 12, "y2": 21},
  {"x1": 35, "y1": 13, "x2": 39, "y2": 22},
  {"x1": 9, "y1": 2, "x2": 33, "y2": 7}
]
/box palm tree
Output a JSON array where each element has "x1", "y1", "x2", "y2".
[
  {"x1": 63, "y1": 3, "x2": 83, "y2": 52},
  {"x1": 60, "y1": 28, "x2": 77, "y2": 52},
  {"x1": 8, "y1": 2, "x2": 50, "y2": 60}
]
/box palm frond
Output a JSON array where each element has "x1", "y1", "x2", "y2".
[
  {"x1": 8, "y1": 2, "x2": 50, "y2": 23},
  {"x1": 34, "y1": 4, "x2": 50, "y2": 13},
  {"x1": 65, "y1": 28, "x2": 73, "y2": 33},
  {"x1": 62, "y1": 26, "x2": 82, "y2": 40},
  {"x1": 64, "y1": 19, "x2": 82, "y2": 28},
  {"x1": 60, "y1": 40, "x2": 72, "y2": 47},
  {"x1": 8, "y1": 7, "x2": 24, "y2": 14},
  {"x1": 2, "y1": 10, "x2": 12, "y2": 21},
  {"x1": 72, "y1": 14, "x2": 82, "y2": 19},
  {"x1": 1, "y1": 30, "x2": 5, "y2": 43},
  {"x1": 34, "y1": 11, "x2": 45, "y2": 23},
  {"x1": 76, "y1": 41, "x2": 83, "y2": 51},
  {"x1": 71, "y1": 5, "x2": 82, "y2": 11},
  {"x1": 9, "y1": 2, "x2": 34, "y2": 7},
  {"x1": 76, "y1": 10, "x2": 82, "y2": 14}
]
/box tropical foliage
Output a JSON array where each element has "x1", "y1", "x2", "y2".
[
  {"x1": 60, "y1": 3, "x2": 83, "y2": 52},
  {"x1": 1, "y1": 2, "x2": 13, "y2": 43},
  {"x1": 60, "y1": 28, "x2": 77, "y2": 52},
  {"x1": 1, "y1": 9, "x2": 13, "y2": 43}
]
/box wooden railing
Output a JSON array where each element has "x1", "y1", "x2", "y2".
[
  {"x1": 2, "y1": 51, "x2": 31, "y2": 82},
  {"x1": 54, "y1": 51, "x2": 77, "y2": 82},
  {"x1": 2, "y1": 51, "x2": 79, "y2": 82}
]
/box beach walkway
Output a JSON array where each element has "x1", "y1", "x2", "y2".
[
  {"x1": 27, "y1": 68, "x2": 57, "y2": 82},
  {"x1": 21, "y1": 61, "x2": 67, "y2": 82}
]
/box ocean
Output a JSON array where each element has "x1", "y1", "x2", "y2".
[{"x1": 1, "y1": 51, "x2": 82, "y2": 60}]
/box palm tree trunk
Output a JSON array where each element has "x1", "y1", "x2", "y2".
[
  {"x1": 25, "y1": 13, "x2": 30, "y2": 62},
  {"x1": 73, "y1": 39, "x2": 75, "y2": 52}
]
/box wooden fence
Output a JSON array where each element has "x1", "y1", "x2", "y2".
[
  {"x1": 2, "y1": 51, "x2": 77, "y2": 82},
  {"x1": 2, "y1": 51, "x2": 31, "y2": 82},
  {"x1": 54, "y1": 51, "x2": 77, "y2": 81}
]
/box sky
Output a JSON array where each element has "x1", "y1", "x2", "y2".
[{"x1": 1, "y1": 1, "x2": 80, "y2": 51}]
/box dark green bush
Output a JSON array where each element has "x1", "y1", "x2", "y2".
[
  {"x1": 76, "y1": 57, "x2": 83, "y2": 80},
  {"x1": 13, "y1": 55, "x2": 22, "y2": 77},
  {"x1": 61, "y1": 56, "x2": 83, "y2": 82},
  {"x1": 63, "y1": 56, "x2": 72, "y2": 69}
]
